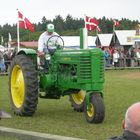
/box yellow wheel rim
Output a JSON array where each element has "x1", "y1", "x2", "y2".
[
  {"x1": 87, "y1": 104, "x2": 94, "y2": 117},
  {"x1": 11, "y1": 65, "x2": 25, "y2": 108},
  {"x1": 71, "y1": 90, "x2": 86, "y2": 105}
]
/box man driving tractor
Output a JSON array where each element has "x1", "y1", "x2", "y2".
[
  {"x1": 38, "y1": 23, "x2": 59, "y2": 54},
  {"x1": 37, "y1": 23, "x2": 60, "y2": 66}
]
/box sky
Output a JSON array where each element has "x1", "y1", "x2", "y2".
[{"x1": 0, "y1": 0, "x2": 140, "y2": 26}]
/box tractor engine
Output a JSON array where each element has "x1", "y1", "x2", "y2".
[{"x1": 39, "y1": 49, "x2": 104, "y2": 97}]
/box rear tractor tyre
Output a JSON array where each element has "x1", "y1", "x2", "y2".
[
  {"x1": 8, "y1": 54, "x2": 38, "y2": 116},
  {"x1": 69, "y1": 90, "x2": 86, "y2": 112},
  {"x1": 84, "y1": 93, "x2": 105, "y2": 123}
]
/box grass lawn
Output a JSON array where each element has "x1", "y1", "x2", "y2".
[
  {"x1": 0, "y1": 136, "x2": 19, "y2": 140},
  {"x1": 0, "y1": 69, "x2": 140, "y2": 140}
]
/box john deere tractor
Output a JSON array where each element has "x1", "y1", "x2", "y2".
[{"x1": 8, "y1": 34, "x2": 105, "y2": 123}]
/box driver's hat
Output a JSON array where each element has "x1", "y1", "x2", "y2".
[{"x1": 46, "y1": 23, "x2": 54, "y2": 32}]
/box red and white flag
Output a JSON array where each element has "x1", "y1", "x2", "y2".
[
  {"x1": 113, "y1": 19, "x2": 120, "y2": 27},
  {"x1": 18, "y1": 10, "x2": 34, "y2": 32},
  {"x1": 85, "y1": 16, "x2": 101, "y2": 32}
]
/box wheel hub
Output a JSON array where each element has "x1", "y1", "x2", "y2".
[
  {"x1": 87, "y1": 104, "x2": 94, "y2": 117},
  {"x1": 71, "y1": 90, "x2": 85, "y2": 105},
  {"x1": 11, "y1": 65, "x2": 25, "y2": 108}
]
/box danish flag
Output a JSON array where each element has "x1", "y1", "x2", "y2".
[
  {"x1": 85, "y1": 16, "x2": 101, "y2": 32},
  {"x1": 113, "y1": 19, "x2": 120, "y2": 27},
  {"x1": 18, "y1": 10, "x2": 34, "y2": 32}
]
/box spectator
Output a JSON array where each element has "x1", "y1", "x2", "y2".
[
  {"x1": 126, "y1": 50, "x2": 131, "y2": 67},
  {"x1": 3, "y1": 50, "x2": 12, "y2": 72},
  {"x1": 108, "y1": 46, "x2": 114, "y2": 65},
  {"x1": 113, "y1": 49, "x2": 119, "y2": 69},
  {"x1": 0, "y1": 51, "x2": 5, "y2": 72},
  {"x1": 118, "y1": 47, "x2": 125, "y2": 68},
  {"x1": 108, "y1": 102, "x2": 140, "y2": 140},
  {"x1": 104, "y1": 47, "x2": 110, "y2": 67},
  {"x1": 130, "y1": 47, "x2": 136, "y2": 67},
  {"x1": 136, "y1": 48, "x2": 140, "y2": 66}
]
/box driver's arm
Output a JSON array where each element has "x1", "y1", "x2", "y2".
[{"x1": 38, "y1": 35, "x2": 45, "y2": 53}]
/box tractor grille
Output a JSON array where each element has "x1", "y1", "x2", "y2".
[
  {"x1": 99, "y1": 55, "x2": 104, "y2": 79},
  {"x1": 79, "y1": 56, "x2": 91, "y2": 80},
  {"x1": 79, "y1": 53, "x2": 104, "y2": 83}
]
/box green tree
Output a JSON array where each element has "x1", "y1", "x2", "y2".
[
  {"x1": 0, "y1": 15, "x2": 139, "y2": 42},
  {"x1": 41, "y1": 16, "x2": 47, "y2": 31},
  {"x1": 65, "y1": 14, "x2": 74, "y2": 30},
  {"x1": 53, "y1": 15, "x2": 65, "y2": 34}
]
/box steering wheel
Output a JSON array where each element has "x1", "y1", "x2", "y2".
[{"x1": 46, "y1": 35, "x2": 64, "y2": 55}]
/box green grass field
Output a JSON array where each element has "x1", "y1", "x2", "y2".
[
  {"x1": 0, "y1": 136, "x2": 19, "y2": 140},
  {"x1": 0, "y1": 69, "x2": 140, "y2": 140}
]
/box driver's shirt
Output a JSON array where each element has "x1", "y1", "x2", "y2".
[{"x1": 38, "y1": 31, "x2": 59, "y2": 53}]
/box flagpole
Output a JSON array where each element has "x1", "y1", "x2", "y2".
[
  {"x1": 17, "y1": 9, "x2": 20, "y2": 52},
  {"x1": 8, "y1": 33, "x2": 11, "y2": 50},
  {"x1": 113, "y1": 24, "x2": 115, "y2": 45},
  {"x1": 84, "y1": 14, "x2": 86, "y2": 28},
  {"x1": 96, "y1": 27, "x2": 99, "y2": 47},
  {"x1": 83, "y1": 14, "x2": 88, "y2": 49}
]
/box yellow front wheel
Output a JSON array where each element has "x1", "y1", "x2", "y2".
[{"x1": 84, "y1": 93, "x2": 105, "y2": 123}]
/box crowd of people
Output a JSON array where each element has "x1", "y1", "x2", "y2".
[
  {"x1": 1, "y1": 46, "x2": 140, "y2": 73},
  {"x1": 101, "y1": 46, "x2": 140, "y2": 69},
  {"x1": 0, "y1": 50, "x2": 13, "y2": 73}
]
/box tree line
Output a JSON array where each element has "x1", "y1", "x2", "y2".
[{"x1": 0, "y1": 14, "x2": 139, "y2": 44}]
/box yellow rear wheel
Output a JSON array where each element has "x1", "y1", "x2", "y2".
[
  {"x1": 9, "y1": 54, "x2": 38, "y2": 116},
  {"x1": 69, "y1": 90, "x2": 86, "y2": 112}
]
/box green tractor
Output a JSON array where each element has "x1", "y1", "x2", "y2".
[{"x1": 8, "y1": 34, "x2": 105, "y2": 123}]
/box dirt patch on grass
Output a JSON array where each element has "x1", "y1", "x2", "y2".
[{"x1": 120, "y1": 72, "x2": 140, "y2": 79}]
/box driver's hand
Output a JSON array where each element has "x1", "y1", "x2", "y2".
[{"x1": 37, "y1": 51, "x2": 44, "y2": 56}]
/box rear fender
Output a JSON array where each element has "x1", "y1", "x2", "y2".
[{"x1": 17, "y1": 48, "x2": 37, "y2": 66}]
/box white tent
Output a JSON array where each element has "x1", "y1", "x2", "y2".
[
  {"x1": 62, "y1": 36, "x2": 96, "y2": 49},
  {"x1": 88, "y1": 36, "x2": 96, "y2": 47},
  {"x1": 97, "y1": 34, "x2": 113, "y2": 46},
  {"x1": 62, "y1": 36, "x2": 79, "y2": 47},
  {"x1": 115, "y1": 30, "x2": 136, "y2": 45}
]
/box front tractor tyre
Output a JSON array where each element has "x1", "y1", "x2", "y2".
[
  {"x1": 84, "y1": 93, "x2": 105, "y2": 123},
  {"x1": 69, "y1": 90, "x2": 86, "y2": 112},
  {"x1": 9, "y1": 54, "x2": 38, "y2": 116}
]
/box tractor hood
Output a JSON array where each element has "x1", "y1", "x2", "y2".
[{"x1": 54, "y1": 48, "x2": 103, "y2": 63}]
